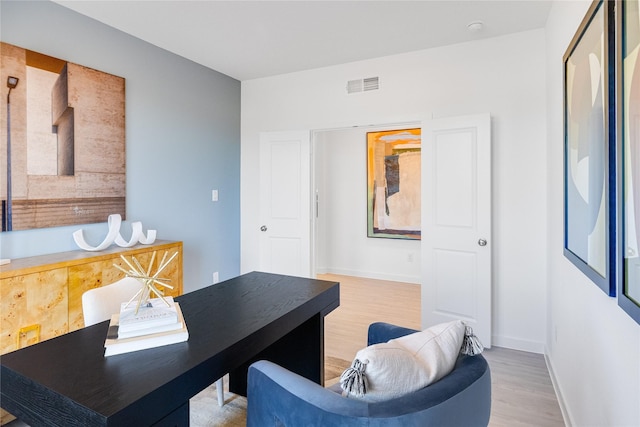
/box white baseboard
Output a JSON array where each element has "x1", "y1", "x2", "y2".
[
  {"x1": 544, "y1": 347, "x2": 573, "y2": 427},
  {"x1": 491, "y1": 334, "x2": 545, "y2": 353},
  {"x1": 315, "y1": 267, "x2": 420, "y2": 284}
]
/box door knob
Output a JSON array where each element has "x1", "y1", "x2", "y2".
[
  {"x1": 260, "y1": 225, "x2": 267, "y2": 232},
  {"x1": 478, "y1": 238, "x2": 487, "y2": 246}
]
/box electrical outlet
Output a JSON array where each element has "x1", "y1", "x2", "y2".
[
  {"x1": 212, "y1": 189, "x2": 219, "y2": 202},
  {"x1": 213, "y1": 272, "x2": 219, "y2": 284},
  {"x1": 407, "y1": 252, "x2": 414, "y2": 262}
]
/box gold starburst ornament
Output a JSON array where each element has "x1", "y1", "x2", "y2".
[{"x1": 113, "y1": 250, "x2": 178, "y2": 313}]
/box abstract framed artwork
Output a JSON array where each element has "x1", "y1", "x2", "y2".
[
  {"x1": 367, "y1": 128, "x2": 421, "y2": 240},
  {"x1": 1, "y1": 42, "x2": 126, "y2": 232},
  {"x1": 617, "y1": 0, "x2": 640, "y2": 323},
  {"x1": 563, "y1": 0, "x2": 617, "y2": 295}
]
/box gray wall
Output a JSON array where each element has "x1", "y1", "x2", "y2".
[{"x1": 0, "y1": 0, "x2": 241, "y2": 292}]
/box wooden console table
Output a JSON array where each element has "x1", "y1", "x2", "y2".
[{"x1": 0, "y1": 240, "x2": 183, "y2": 424}]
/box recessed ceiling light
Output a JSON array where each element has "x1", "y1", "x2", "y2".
[{"x1": 467, "y1": 21, "x2": 484, "y2": 32}]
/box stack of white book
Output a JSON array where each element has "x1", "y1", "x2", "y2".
[{"x1": 104, "y1": 296, "x2": 189, "y2": 357}]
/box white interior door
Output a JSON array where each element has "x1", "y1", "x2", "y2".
[
  {"x1": 421, "y1": 114, "x2": 492, "y2": 347},
  {"x1": 259, "y1": 131, "x2": 311, "y2": 277}
]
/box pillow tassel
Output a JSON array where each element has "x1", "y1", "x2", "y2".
[
  {"x1": 461, "y1": 325, "x2": 484, "y2": 355},
  {"x1": 340, "y1": 358, "x2": 368, "y2": 397}
]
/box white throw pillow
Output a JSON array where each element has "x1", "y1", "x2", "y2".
[{"x1": 340, "y1": 320, "x2": 467, "y2": 402}]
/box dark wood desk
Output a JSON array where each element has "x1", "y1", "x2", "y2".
[{"x1": 1, "y1": 272, "x2": 339, "y2": 426}]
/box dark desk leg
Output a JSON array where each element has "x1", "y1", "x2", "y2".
[
  {"x1": 229, "y1": 313, "x2": 324, "y2": 396},
  {"x1": 151, "y1": 400, "x2": 189, "y2": 427}
]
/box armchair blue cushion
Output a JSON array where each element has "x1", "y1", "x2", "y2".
[{"x1": 247, "y1": 322, "x2": 491, "y2": 427}]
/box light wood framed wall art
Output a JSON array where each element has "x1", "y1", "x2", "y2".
[{"x1": 366, "y1": 128, "x2": 421, "y2": 240}]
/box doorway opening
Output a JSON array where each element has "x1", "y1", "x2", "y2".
[{"x1": 311, "y1": 123, "x2": 422, "y2": 285}]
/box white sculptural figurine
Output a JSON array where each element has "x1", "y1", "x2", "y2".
[{"x1": 73, "y1": 214, "x2": 157, "y2": 251}]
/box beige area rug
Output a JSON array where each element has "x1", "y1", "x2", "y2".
[
  {"x1": 191, "y1": 357, "x2": 351, "y2": 427},
  {"x1": 190, "y1": 378, "x2": 248, "y2": 427},
  {"x1": 324, "y1": 356, "x2": 352, "y2": 387}
]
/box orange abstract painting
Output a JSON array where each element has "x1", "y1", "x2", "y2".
[{"x1": 367, "y1": 128, "x2": 421, "y2": 239}]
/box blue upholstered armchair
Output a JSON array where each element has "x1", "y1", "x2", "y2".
[{"x1": 247, "y1": 322, "x2": 491, "y2": 426}]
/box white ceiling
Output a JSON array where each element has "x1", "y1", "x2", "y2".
[{"x1": 52, "y1": 0, "x2": 552, "y2": 81}]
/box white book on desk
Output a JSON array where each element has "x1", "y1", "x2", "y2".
[
  {"x1": 112, "y1": 319, "x2": 183, "y2": 340},
  {"x1": 118, "y1": 296, "x2": 178, "y2": 333},
  {"x1": 105, "y1": 303, "x2": 188, "y2": 357}
]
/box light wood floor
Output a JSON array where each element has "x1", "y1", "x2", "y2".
[{"x1": 321, "y1": 273, "x2": 565, "y2": 427}]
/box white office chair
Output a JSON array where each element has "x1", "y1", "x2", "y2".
[
  {"x1": 82, "y1": 277, "x2": 142, "y2": 327},
  {"x1": 81, "y1": 277, "x2": 226, "y2": 406}
]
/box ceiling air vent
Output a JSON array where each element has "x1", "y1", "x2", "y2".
[{"x1": 347, "y1": 76, "x2": 379, "y2": 94}]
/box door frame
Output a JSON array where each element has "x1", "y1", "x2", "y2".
[
  {"x1": 260, "y1": 114, "x2": 491, "y2": 344},
  {"x1": 310, "y1": 121, "x2": 422, "y2": 278}
]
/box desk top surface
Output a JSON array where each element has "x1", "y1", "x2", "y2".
[{"x1": 1, "y1": 271, "x2": 339, "y2": 426}]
